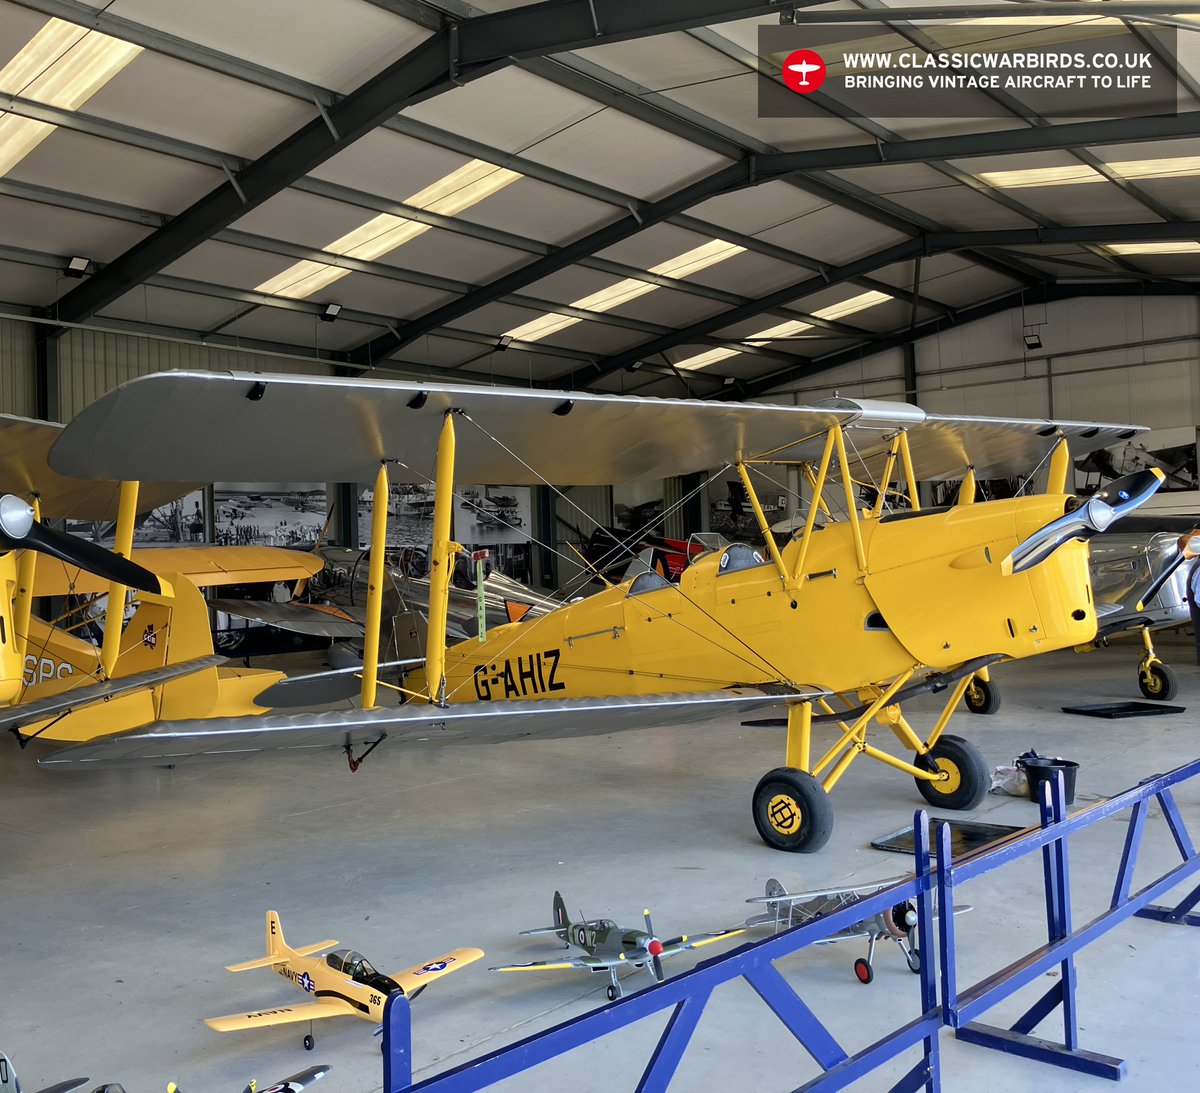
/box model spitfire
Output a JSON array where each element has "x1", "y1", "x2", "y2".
[
  {"x1": 205, "y1": 911, "x2": 483, "y2": 1050},
  {"x1": 19, "y1": 372, "x2": 1166, "y2": 854},
  {"x1": 491, "y1": 891, "x2": 743, "y2": 1000}
]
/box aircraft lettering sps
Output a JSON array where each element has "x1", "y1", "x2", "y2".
[
  {"x1": 473, "y1": 649, "x2": 565, "y2": 700},
  {"x1": 23, "y1": 654, "x2": 73, "y2": 687}
]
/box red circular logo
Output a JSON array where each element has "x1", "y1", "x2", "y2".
[{"x1": 782, "y1": 49, "x2": 826, "y2": 94}]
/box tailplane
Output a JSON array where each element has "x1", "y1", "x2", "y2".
[{"x1": 225, "y1": 911, "x2": 339, "y2": 972}]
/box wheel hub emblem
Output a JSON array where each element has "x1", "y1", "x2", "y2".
[{"x1": 767, "y1": 793, "x2": 800, "y2": 835}]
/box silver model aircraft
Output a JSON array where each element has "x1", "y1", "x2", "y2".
[
  {"x1": 744, "y1": 877, "x2": 970, "y2": 985},
  {"x1": 492, "y1": 891, "x2": 744, "y2": 1000}
]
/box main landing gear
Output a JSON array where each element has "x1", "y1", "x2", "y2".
[
  {"x1": 751, "y1": 677, "x2": 991, "y2": 852},
  {"x1": 606, "y1": 967, "x2": 623, "y2": 1001},
  {"x1": 303, "y1": 1032, "x2": 315, "y2": 1051}
]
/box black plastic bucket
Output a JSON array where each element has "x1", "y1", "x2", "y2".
[{"x1": 1021, "y1": 757, "x2": 1078, "y2": 805}]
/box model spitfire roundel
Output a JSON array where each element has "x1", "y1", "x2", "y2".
[{"x1": 25, "y1": 372, "x2": 1164, "y2": 852}]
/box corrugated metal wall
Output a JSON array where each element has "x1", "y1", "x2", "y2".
[
  {"x1": 56, "y1": 328, "x2": 334, "y2": 421},
  {"x1": 0, "y1": 318, "x2": 37, "y2": 416},
  {"x1": 763, "y1": 297, "x2": 1200, "y2": 431}
]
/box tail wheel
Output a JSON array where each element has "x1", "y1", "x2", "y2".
[
  {"x1": 1139, "y1": 662, "x2": 1178, "y2": 701},
  {"x1": 964, "y1": 676, "x2": 1001, "y2": 715},
  {"x1": 914, "y1": 735, "x2": 988, "y2": 810},
  {"x1": 752, "y1": 768, "x2": 833, "y2": 853},
  {"x1": 853, "y1": 958, "x2": 874, "y2": 985}
]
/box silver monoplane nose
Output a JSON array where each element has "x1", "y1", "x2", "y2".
[{"x1": 1002, "y1": 469, "x2": 1164, "y2": 576}]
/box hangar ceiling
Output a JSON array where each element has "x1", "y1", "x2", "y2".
[{"x1": 3, "y1": 0, "x2": 1200, "y2": 404}]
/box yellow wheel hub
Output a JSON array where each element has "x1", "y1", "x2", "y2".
[
  {"x1": 929, "y1": 757, "x2": 962, "y2": 794},
  {"x1": 766, "y1": 792, "x2": 802, "y2": 835}
]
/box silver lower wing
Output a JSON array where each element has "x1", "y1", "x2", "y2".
[{"x1": 38, "y1": 689, "x2": 803, "y2": 768}]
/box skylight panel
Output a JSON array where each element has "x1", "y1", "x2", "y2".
[
  {"x1": 0, "y1": 18, "x2": 142, "y2": 176},
  {"x1": 1106, "y1": 242, "x2": 1200, "y2": 255},
  {"x1": 500, "y1": 239, "x2": 744, "y2": 344},
  {"x1": 255, "y1": 160, "x2": 522, "y2": 299},
  {"x1": 977, "y1": 157, "x2": 1200, "y2": 189},
  {"x1": 674, "y1": 291, "x2": 893, "y2": 371}
]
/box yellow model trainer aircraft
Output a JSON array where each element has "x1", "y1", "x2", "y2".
[
  {"x1": 24, "y1": 372, "x2": 1164, "y2": 853},
  {"x1": 205, "y1": 911, "x2": 483, "y2": 1050}
]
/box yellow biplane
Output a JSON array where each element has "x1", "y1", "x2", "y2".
[
  {"x1": 11, "y1": 372, "x2": 1164, "y2": 853},
  {"x1": 0, "y1": 413, "x2": 325, "y2": 748}
]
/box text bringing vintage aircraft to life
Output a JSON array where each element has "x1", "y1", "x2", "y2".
[
  {"x1": 14, "y1": 371, "x2": 1166, "y2": 853},
  {"x1": 744, "y1": 876, "x2": 971, "y2": 985},
  {"x1": 205, "y1": 911, "x2": 483, "y2": 1050},
  {"x1": 491, "y1": 891, "x2": 744, "y2": 1000}
]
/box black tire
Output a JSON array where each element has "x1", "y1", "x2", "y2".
[
  {"x1": 906, "y1": 948, "x2": 921, "y2": 974},
  {"x1": 752, "y1": 768, "x2": 834, "y2": 853},
  {"x1": 854, "y1": 958, "x2": 873, "y2": 985},
  {"x1": 303, "y1": 1034, "x2": 315, "y2": 1051},
  {"x1": 964, "y1": 676, "x2": 1001, "y2": 716},
  {"x1": 606, "y1": 984, "x2": 619, "y2": 1001},
  {"x1": 914, "y1": 735, "x2": 989, "y2": 811},
  {"x1": 1139, "y1": 662, "x2": 1178, "y2": 701}
]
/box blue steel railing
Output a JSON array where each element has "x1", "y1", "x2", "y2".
[
  {"x1": 936, "y1": 756, "x2": 1200, "y2": 1080},
  {"x1": 382, "y1": 756, "x2": 1200, "y2": 1090},
  {"x1": 383, "y1": 811, "x2": 942, "y2": 1093}
]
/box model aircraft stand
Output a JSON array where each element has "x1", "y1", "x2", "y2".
[
  {"x1": 377, "y1": 761, "x2": 1200, "y2": 1092},
  {"x1": 382, "y1": 815, "x2": 943, "y2": 1093},
  {"x1": 936, "y1": 756, "x2": 1200, "y2": 1080}
]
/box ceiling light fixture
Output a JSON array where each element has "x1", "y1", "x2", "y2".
[
  {"x1": 64, "y1": 255, "x2": 91, "y2": 278},
  {"x1": 1023, "y1": 331, "x2": 1043, "y2": 351},
  {"x1": 674, "y1": 290, "x2": 893, "y2": 371},
  {"x1": 0, "y1": 18, "x2": 142, "y2": 177},
  {"x1": 320, "y1": 303, "x2": 342, "y2": 322},
  {"x1": 500, "y1": 239, "x2": 745, "y2": 345},
  {"x1": 255, "y1": 160, "x2": 523, "y2": 300}
]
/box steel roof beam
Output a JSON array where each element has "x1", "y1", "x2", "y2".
[
  {"x1": 358, "y1": 112, "x2": 1200, "y2": 366},
  {"x1": 572, "y1": 220, "x2": 1200, "y2": 386},
  {"x1": 43, "y1": 0, "x2": 783, "y2": 326}
]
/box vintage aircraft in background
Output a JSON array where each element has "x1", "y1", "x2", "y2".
[
  {"x1": 205, "y1": 911, "x2": 483, "y2": 1050},
  {"x1": 744, "y1": 877, "x2": 971, "y2": 985},
  {"x1": 21, "y1": 371, "x2": 1166, "y2": 854},
  {"x1": 0, "y1": 1051, "x2": 87, "y2": 1093},
  {"x1": 491, "y1": 891, "x2": 743, "y2": 1000},
  {"x1": 955, "y1": 517, "x2": 1200, "y2": 712}
]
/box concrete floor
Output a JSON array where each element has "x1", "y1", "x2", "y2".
[{"x1": 2, "y1": 638, "x2": 1199, "y2": 1092}]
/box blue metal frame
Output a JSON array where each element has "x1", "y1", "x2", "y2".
[
  {"x1": 936, "y1": 757, "x2": 1200, "y2": 1080},
  {"x1": 382, "y1": 758, "x2": 1200, "y2": 1090},
  {"x1": 384, "y1": 811, "x2": 942, "y2": 1092}
]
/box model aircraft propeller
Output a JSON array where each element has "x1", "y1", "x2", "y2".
[
  {"x1": 0, "y1": 494, "x2": 161, "y2": 593},
  {"x1": 642, "y1": 908, "x2": 665, "y2": 983},
  {"x1": 1002, "y1": 469, "x2": 1164, "y2": 576}
]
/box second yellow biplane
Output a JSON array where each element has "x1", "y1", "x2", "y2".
[{"x1": 11, "y1": 372, "x2": 1164, "y2": 852}]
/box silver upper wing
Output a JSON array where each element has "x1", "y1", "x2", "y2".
[
  {"x1": 37, "y1": 689, "x2": 800, "y2": 768},
  {"x1": 0, "y1": 411, "x2": 200, "y2": 519},
  {"x1": 49, "y1": 371, "x2": 1144, "y2": 486}
]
